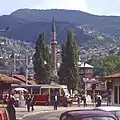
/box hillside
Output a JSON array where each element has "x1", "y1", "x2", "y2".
[
  {"x1": 0, "y1": 9, "x2": 120, "y2": 46},
  {"x1": 0, "y1": 15, "x2": 92, "y2": 45},
  {"x1": 11, "y1": 9, "x2": 120, "y2": 36}
]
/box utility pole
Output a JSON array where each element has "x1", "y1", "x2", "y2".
[
  {"x1": 11, "y1": 51, "x2": 16, "y2": 75},
  {"x1": 25, "y1": 50, "x2": 29, "y2": 84},
  {"x1": 13, "y1": 53, "x2": 16, "y2": 73}
]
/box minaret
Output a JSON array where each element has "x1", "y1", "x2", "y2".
[{"x1": 51, "y1": 16, "x2": 57, "y2": 76}]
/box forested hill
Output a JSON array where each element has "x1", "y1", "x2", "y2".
[
  {"x1": 0, "y1": 9, "x2": 120, "y2": 45},
  {"x1": 11, "y1": 9, "x2": 120, "y2": 36}
]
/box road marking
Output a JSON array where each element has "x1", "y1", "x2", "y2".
[{"x1": 18, "y1": 110, "x2": 51, "y2": 119}]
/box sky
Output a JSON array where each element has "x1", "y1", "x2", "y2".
[{"x1": 0, "y1": 0, "x2": 120, "y2": 16}]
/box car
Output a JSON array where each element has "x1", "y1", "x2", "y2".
[
  {"x1": 60, "y1": 109, "x2": 118, "y2": 120},
  {"x1": 94, "y1": 106, "x2": 120, "y2": 120}
]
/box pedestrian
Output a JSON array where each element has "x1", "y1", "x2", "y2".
[
  {"x1": 6, "y1": 94, "x2": 16, "y2": 120},
  {"x1": 96, "y1": 97, "x2": 102, "y2": 107},
  {"x1": 31, "y1": 95, "x2": 35, "y2": 111},
  {"x1": 97, "y1": 93, "x2": 102, "y2": 100},
  {"x1": 77, "y1": 95, "x2": 81, "y2": 107},
  {"x1": 25, "y1": 94, "x2": 31, "y2": 112},
  {"x1": 107, "y1": 95, "x2": 111, "y2": 106},
  {"x1": 54, "y1": 93, "x2": 58, "y2": 110},
  {"x1": 83, "y1": 95, "x2": 87, "y2": 107}
]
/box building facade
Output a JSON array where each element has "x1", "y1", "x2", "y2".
[
  {"x1": 104, "y1": 73, "x2": 120, "y2": 105},
  {"x1": 78, "y1": 63, "x2": 94, "y2": 79}
]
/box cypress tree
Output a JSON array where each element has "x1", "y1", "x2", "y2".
[
  {"x1": 33, "y1": 32, "x2": 51, "y2": 84},
  {"x1": 58, "y1": 30, "x2": 80, "y2": 90}
]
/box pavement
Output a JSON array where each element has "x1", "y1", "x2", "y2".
[
  {"x1": 22, "y1": 110, "x2": 64, "y2": 120},
  {"x1": 16, "y1": 102, "x2": 107, "y2": 120},
  {"x1": 16, "y1": 105, "x2": 94, "y2": 120}
]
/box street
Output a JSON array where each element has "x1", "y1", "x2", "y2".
[
  {"x1": 16, "y1": 102, "x2": 107, "y2": 120},
  {"x1": 18, "y1": 105, "x2": 95, "y2": 120},
  {"x1": 22, "y1": 111, "x2": 63, "y2": 120}
]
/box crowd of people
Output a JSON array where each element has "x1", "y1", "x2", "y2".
[
  {"x1": 76, "y1": 93, "x2": 102, "y2": 107},
  {"x1": 3, "y1": 90, "x2": 105, "y2": 120}
]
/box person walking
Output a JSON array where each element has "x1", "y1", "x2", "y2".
[
  {"x1": 31, "y1": 95, "x2": 35, "y2": 111},
  {"x1": 107, "y1": 95, "x2": 111, "y2": 106},
  {"x1": 25, "y1": 94, "x2": 31, "y2": 112},
  {"x1": 77, "y1": 95, "x2": 81, "y2": 107},
  {"x1": 83, "y1": 95, "x2": 87, "y2": 107},
  {"x1": 54, "y1": 93, "x2": 58, "y2": 110},
  {"x1": 96, "y1": 97, "x2": 102, "y2": 107},
  {"x1": 6, "y1": 94, "x2": 16, "y2": 120}
]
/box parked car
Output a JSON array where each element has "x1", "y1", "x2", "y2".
[
  {"x1": 94, "y1": 106, "x2": 120, "y2": 119},
  {"x1": 60, "y1": 109, "x2": 118, "y2": 120}
]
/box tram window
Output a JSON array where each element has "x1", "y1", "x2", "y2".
[
  {"x1": 33, "y1": 87, "x2": 40, "y2": 94},
  {"x1": 41, "y1": 89, "x2": 49, "y2": 95},
  {"x1": 27, "y1": 88, "x2": 31, "y2": 93}
]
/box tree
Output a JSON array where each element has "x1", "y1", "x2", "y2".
[
  {"x1": 88, "y1": 54, "x2": 120, "y2": 76},
  {"x1": 58, "y1": 30, "x2": 80, "y2": 90},
  {"x1": 102, "y1": 54, "x2": 120, "y2": 75},
  {"x1": 33, "y1": 32, "x2": 51, "y2": 84}
]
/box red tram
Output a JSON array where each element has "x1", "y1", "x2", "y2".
[{"x1": 11, "y1": 82, "x2": 71, "y2": 106}]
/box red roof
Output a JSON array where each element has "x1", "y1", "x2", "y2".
[
  {"x1": 13, "y1": 75, "x2": 26, "y2": 82},
  {"x1": 104, "y1": 73, "x2": 120, "y2": 79},
  {"x1": 0, "y1": 74, "x2": 21, "y2": 84},
  {"x1": 13, "y1": 75, "x2": 36, "y2": 84}
]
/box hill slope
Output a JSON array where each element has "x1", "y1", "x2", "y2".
[
  {"x1": 0, "y1": 15, "x2": 92, "y2": 45},
  {"x1": 11, "y1": 9, "x2": 120, "y2": 36},
  {"x1": 0, "y1": 9, "x2": 120, "y2": 45}
]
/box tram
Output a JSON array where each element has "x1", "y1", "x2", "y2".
[{"x1": 11, "y1": 82, "x2": 70, "y2": 106}]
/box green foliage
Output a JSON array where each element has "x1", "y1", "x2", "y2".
[
  {"x1": 89, "y1": 54, "x2": 120, "y2": 76},
  {"x1": 58, "y1": 30, "x2": 80, "y2": 90},
  {"x1": 102, "y1": 54, "x2": 120, "y2": 75},
  {"x1": 33, "y1": 32, "x2": 51, "y2": 84}
]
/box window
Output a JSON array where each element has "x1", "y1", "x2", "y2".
[
  {"x1": 60, "y1": 115, "x2": 74, "y2": 120},
  {"x1": 32, "y1": 87, "x2": 40, "y2": 94},
  {"x1": 82, "y1": 117, "x2": 115, "y2": 120},
  {"x1": 114, "y1": 86, "x2": 118, "y2": 104},
  {"x1": 67, "y1": 115, "x2": 74, "y2": 120},
  {"x1": 61, "y1": 115, "x2": 66, "y2": 120},
  {"x1": 115, "y1": 111, "x2": 120, "y2": 120}
]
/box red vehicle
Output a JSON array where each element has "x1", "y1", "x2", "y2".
[{"x1": 60, "y1": 109, "x2": 119, "y2": 120}]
